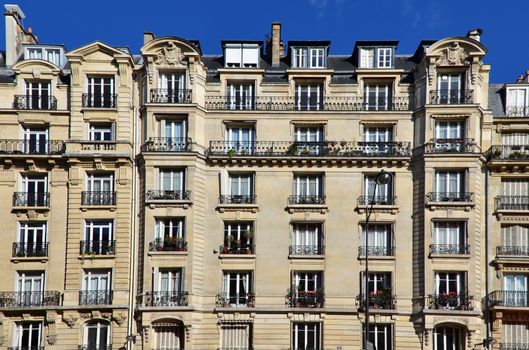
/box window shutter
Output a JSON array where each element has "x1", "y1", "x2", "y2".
[
  {"x1": 220, "y1": 169, "x2": 228, "y2": 196},
  {"x1": 111, "y1": 122, "x2": 116, "y2": 141}
]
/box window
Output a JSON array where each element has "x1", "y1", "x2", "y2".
[
  {"x1": 83, "y1": 220, "x2": 114, "y2": 255},
  {"x1": 88, "y1": 123, "x2": 113, "y2": 141},
  {"x1": 437, "y1": 74, "x2": 465, "y2": 104},
  {"x1": 360, "y1": 224, "x2": 393, "y2": 256},
  {"x1": 292, "y1": 322, "x2": 322, "y2": 350},
  {"x1": 310, "y1": 48, "x2": 325, "y2": 68},
  {"x1": 156, "y1": 72, "x2": 187, "y2": 103},
  {"x1": 16, "y1": 222, "x2": 47, "y2": 257},
  {"x1": 81, "y1": 269, "x2": 112, "y2": 305},
  {"x1": 294, "y1": 126, "x2": 324, "y2": 155},
  {"x1": 225, "y1": 173, "x2": 254, "y2": 203},
  {"x1": 363, "y1": 126, "x2": 394, "y2": 155},
  {"x1": 25, "y1": 80, "x2": 51, "y2": 109},
  {"x1": 84, "y1": 173, "x2": 114, "y2": 205},
  {"x1": 292, "y1": 47, "x2": 326, "y2": 68},
  {"x1": 16, "y1": 271, "x2": 44, "y2": 306},
  {"x1": 432, "y1": 222, "x2": 467, "y2": 254},
  {"x1": 293, "y1": 48, "x2": 308, "y2": 68},
  {"x1": 83, "y1": 321, "x2": 110, "y2": 350},
  {"x1": 153, "y1": 218, "x2": 186, "y2": 251},
  {"x1": 434, "y1": 272, "x2": 466, "y2": 309},
  {"x1": 12, "y1": 322, "x2": 43, "y2": 349},
  {"x1": 221, "y1": 323, "x2": 252, "y2": 350},
  {"x1": 159, "y1": 169, "x2": 185, "y2": 192},
  {"x1": 502, "y1": 225, "x2": 529, "y2": 255},
  {"x1": 503, "y1": 323, "x2": 529, "y2": 347},
  {"x1": 362, "y1": 272, "x2": 392, "y2": 308},
  {"x1": 291, "y1": 272, "x2": 324, "y2": 308},
  {"x1": 435, "y1": 170, "x2": 466, "y2": 200},
  {"x1": 506, "y1": 87, "x2": 529, "y2": 116},
  {"x1": 47, "y1": 49, "x2": 61, "y2": 66},
  {"x1": 502, "y1": 179, "x2": 529, "y2": 197},
  {"x1": 22, "y1": 127, "x2": 49, "y2": 154},
  {"x1": 291, "y1": 223, "x2": 323, "y2": 255},
  {"x1": 154, "y1": 269, "x2": 184, "y2": 306},
  {"x1": 435, "y1": 121, "x2": 465, "y2": 140},
  {"x1": 225, "y1": 43, "x2": 259, "y2": 68},
  {"x1": 153, "y1": 322, "x2": 185, "y2": 350},
  {"x1": 503, "y1": 274, "x2": 528, "y2": 306},
  {"x1": 377, "y1": 48, "x2": 393, "y2": 68},
  {"x1": 364, "y1": 324, "x2": 393, "y2": 350},
  {"x1": 501, "y1": 132, "x2": 529, "y2": 146},
  {"x1": 25, "y1": 47, "x2": 62, "y2": 66},
  {"x1": 360, "y1": 48, "x2": 375, "y2": 68},
  {"x1": 26, "y1": 48, "x2": 43, "y2": 59},
  {"x1": 293, "y1": 272, "x2": 323, "y2": 293},
  {"x1": 223, "y1": 222, "x2": 254, "y2": 254},
  {"x1": 295, "y1": 83, "x2": 323, "y2": 110},
  {"x1": 86, "y1": 76, "x2": 115, "y2": 108},
  {"x1": 434, "y1": 326, "x2": 464, "y2": 350},
  {"x1": 292, "y1": 174, "x2": 324, "y2": 204},
  {"x1": 17, "y1": 174, "x2": 48, "y2": 206},
  {"x1": 359, "y1": 47, "x2": 393, "y2": 69},
  {"x1": 222, "y1": 271, "x2": 252, "y2": 306},
  {"x1": 226, "y1": 126, "x2": 255, "y2": 155},
  {"x1": 157, "y1": 119, "x2": 187, "y2": 151},
  {"x1": 365, "y1": 83, "x2": 391, "y2": 110},
  {"x1": 363, "y1": 174, "x2": 394, "y2": 205},
  {"x1": 227, "y1": 82, "x2": 255, "y2": 110}
]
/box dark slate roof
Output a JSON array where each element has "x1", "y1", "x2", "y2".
[
  {"x1": 489, "y1": 84, "x2": 506, "y2": 117},
  {"x1": 262, "y1": 74, "x2": 288, "y2": 83},
  {"x1": 395, "y1": 55, "x2": 416, "y2": 71},
  {"x1": 0, "y1": 69, "x2": 15, "y2": 83},
  {"x1": 327, "y1": 56, "x2": 355, "y2": 71}
]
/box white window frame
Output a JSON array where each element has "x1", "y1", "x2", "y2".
[
  {"x1": 155, "y1": 218, "x2": 185, "y2": 241},
  {"x1": 83, "y1": 321, "x2": 110, "y2": 349},
  {"x1": 434, "y1": 326, "x2": 463, "y2": 350},
  {"x1": 433, "y1": 221, "x2": 466, "y2": 246},
  {"x1": 360, "y1": 48, "x2": 375, "y2": 68},
  {"x1": 13, "y1": 322, "x2": 43, "y2": 349},
  {"x1": 310, "y1": 48, "x2": 325, "y2": 68},
  {"x1": 435, "y1": 121, "x2": 464, "y2": 140},
  {"x1": 293, "y1": 272, "x2": 322, "y2": 292},
  {"x1": 88, "y1": 123, "x2": 113, "y2": 141},
  {"x1": 158, "y1": 169, "x2": 185, "y2": 192},
  {"x1": 295, "y1": 83, "x2": 323, "y2": 110},
  {"x1": 16, "y1": 271, "x2": 44, "y2": 293},
  {"x1": 86, "y1": 173, "x2": 114, "y2": 192},
  {"x1": 227, "y1": 82, "x2": 254, "y2": 110},
  {"x1": 376, "y1": 48, "x2": 393, "y2": 68},
  {"x1": 293, "y1": 174, "x2": 323, "y2": 197},
  {"x1": 157, "y1": 269, "x2": 183, "y2": 293},
  {"x1": 292, "y1": 223, "x2": 322, "y2": 248},
  {"x1": 82, "y1": 269, "x2": 111, "y2": 292},
  {"x1": 365, "y1": 83, "x2": 391, "y2": 110},
  {"x1": 84, "y1": 220, "x2": 113, "y2": 242},
  {"x1": 292, "y1": 322, "x2": 322, "y2": 350},
  {"x1": 223, "y1": 271, "x2": 252, "y2": 306},
  {"x1": 365, "y1": 324, "x2": 393, "y2": 350},
  {"x1": 228, "y1": 173, "x2": 254, "y2": 197},
  {"x1": 224, "y1": 222, "x2": 253, "y2": 244},
  {"x1": 293, "y1": 48, "x2": 308, "y2": 68},
  {"x1": 18, "y1": 222, "x2": 47, "y2": 245}
]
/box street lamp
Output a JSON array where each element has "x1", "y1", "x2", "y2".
[{"x1": 363, "y1": 169, "x2": 392, "y2": 350}]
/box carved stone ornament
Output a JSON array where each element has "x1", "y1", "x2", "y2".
[
  {"x1": 142, "y1": 325, "x2": 151, "y2": 343},
  {"x1": 47, "y1": 334, "x2": 57, "y2": 345},
  {"x1": 112, "y1": 312, "x2": 127, "y2": 326},
  {"x1": 154, "y1": 42, "x2": 186, "y2": 67},
  {"x1": 63, "y1": 314, "x2": 78, "y2": 328},
  {"x1": 436, "y1": 42, "x2": 469, "y2": 66}
]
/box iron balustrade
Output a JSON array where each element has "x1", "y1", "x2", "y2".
[
  {"x1": 82, "y1": 93, "x2": 118, "y2": 108},
  {"x1": 429, "y1": 89, "x2": 473, "y2": 104},
  {"x1": 505, "y1": 106, "x2": 529, "y2": 118},
  {"x1": 144, "y1": 291, "x2": 189, "y2": 307},
  {"x1": 216, "y1": 292, "x2": 255, "y2": 307},
  {"x1": 289, "y1": 245, "x2": 324, "y2": 256},
  {"x1": 13, "y1": 192, "x2": 50, "y2": 207},
  {"x1": 79, "y1": 141, "x2": 117, "y2": 151},
  {"x1": 357, "y1": 195, "x2": 396, "y2": 206},
  {"x1": 358, "y1": 289, "x2": 395, "y2": 310},
  {"x1": 79, "y1": 290, "x2": 113, "y2": 305},
  {"x1": 149, "y1": 239, "x2": 188, "y2": 252},
  {"x1": 358, "y1": 246, "x2": 394, "y2": 257},
  {"x1": 141, "y1": 137, "x2": 191, "y2": 152},
  {"x1": 427, "y1": 293, "x2": 473, "y2": 310},
  {"x1": 81, "y1": 191, "x2": 116, "y2": 206},
  {"x1": 0, "y1": 291, "x2": 60, "y2": 307},
  {"x1": 8, "y1": 347, "x2": 45, "y2": 350},
  {"x1": 78, "y1": 345, "x2": 112, "y2": 350},
  {"x1": 150, "y1": 88, "x2": 192, "y2": 103},
  {"x1": 220, "y1": 243, "x2": 254, "y2": 254},
  {"x1": 80, "y1": 240, "x2": 116, "y2": 255},
  {"x1": 208, "y1": 141, "x2": 412, "y2": 158},
  {"x1": 146, "y1": 190, "x2": 191, "y2": 201},
  {"x1": 489, "y1": 290, "x2": 529, "y2": 307},
  {"x1": 489, "y1": 145, "x2": 529, "y2": 160},
  {"x1": 286, "y1": 289, "x2": 325, "y2": 308},
  {"x1": 426, "y1": 192, "x2": 473, "y2": 202},
  {"x1": 495, "y1": 196, "x2": 529, "y2": 211},
  {"x1": 429, "y1": 244, "x2": 470, "y2": 255},
  {"x1": 12, "y1": 242, "x2": 49, "y2": 257},
  {"x1": 14, "y1": 95, "x2": 57, "y2": 110},
  {"x1": 288, "y1": 195, "x2": 326, "y2": 205},
  {"x1": 500, "y1": 343, "x2": 529, "y2": 350},
  {"x1": 424, "y1": 138, "x2": 477, "y2": 153},
  {"x1": 205, "y1": 95, "x2": 413, "y2": 111},
  {"x1": 0, "y1": 139, "x2": 64, "y2": 154},
  {"x1": 219, "y1": 194, "x2": 256, "y2": 205},
  {"x1": 217, "y1": 348, "x2": 254, "y2": 350},
  {"x1": 497, "y1": 246, "x2": 529, "y2": 256}
]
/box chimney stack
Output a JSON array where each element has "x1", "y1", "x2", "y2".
[
  {"x1": 466, "y1": 28, "x2": 483, "y2": 42},
  {"x1": 143, "y1": 32, "x2": 155, "y2": 45},
  {"x1": 516, "y1": 70, "x2": 529, "y2": 84},
  {"x1": 4, "y1": 4, "x2": 37, "y2": 66},
  {"x1": 270, "y1": 22, "x2": 283, "y2": 67}
]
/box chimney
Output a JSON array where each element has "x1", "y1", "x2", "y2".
[
  {"x1": 144, "y1": 32, "x2": 155, "y2": 45},
  {"x1": 4, "y1": 4, "x2": 37, "y2": 66},
  {"x1": 270, "y1": 22, "x2": 283, "y2": 67},
  {"x1": 467, "y1": 28, "x2": 483, "y2": 42},
  {"x1": 516, "y1": 70, "x2": 529, "y2": 84}
]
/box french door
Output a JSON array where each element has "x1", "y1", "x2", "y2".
[
  {"x1": 226, "y1": 127, "x2": 255, "y2": 154},
  {"x1": 160, "y1": 119, "x2": 187, "y2": 150},
  {"x1": 86, "y1": 77, "x2": 115, "y2": 108},
  {"x1": 157, "y1": 269, "x2": 183, "y2": 306},
  {"x1": 84, "y1": 220, "x2": 113, "y2": 255},
  {"x1": 295, "y1": 83, "x2": 323, "y2": 111},
  {"x1": 434, "y1": 326, "x2": 464, "y2": 350},
  {"x1": 17, "y1": 272, "x2": 44, "y2": 306},
  {"x1": 295, "y1": 126, "x2": 323, "y2": 155},
  {"x1": 158, "y1": 72, "x2": 186, "y2": 102},
  {"x1": 361, "y1": 224, "x2": 392, "y2": 255},
  {"x1": 437, "y1": 74, "x2": 464, "y2": 104},
  {"x1": 435, "y1": 272, "x2": 465, "y2": 308},
  {"x1": 25, "y1": 80, "x2": 50, "y2": 109},
  {"x1": 292, "y1": 223, "x2": 322, "y2": 254},
  {"x1": 82, "y1": 270, "x2": 111, "y2": 304},
  {"x1": 18, "y1": 222, "x2": 47, "y2": 256},
  {"x1": 23, "y1": 127, "x2": 48, "y2": 154},
  {"x1": 364, "y1": 175, "x2": 392, "y2": 204},
  {"x1": 160, "y1": 169, "x2": 184, "y2": 192},
  {"x1": 223, "y1": 271, "x2": 251, "y2": 306},
  {"x1": 292, "y1": 322, "x2": 321, "y2": 350},
  {"x1": 84, "y1": 321, "x2": 110, "y2": 350},
  {"x1": 227, "y1": 82, "x2": 254, "y2": 110},
  {"x1": 365, "y1": 84, "x2": 391, "y2": 110},
  {"x1": 20, "y1": 175, "x2": 47, "y2": 206},
  {"x1": 503, "y1": 274, "x2": 528, "y2": 306}
]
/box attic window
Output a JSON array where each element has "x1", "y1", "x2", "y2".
[
  {"x1": 359, "y1": 47, "x2": 393, "y2": 69},
  {"x1": 24, "y1": 46, "x2": 63, "y2": 66},
  {"x1": 225, "y1": 44, "x2": 259, "y2": 68},
  {"x1": 292, "y1": 47, "x2": 326, "y2": 68}
]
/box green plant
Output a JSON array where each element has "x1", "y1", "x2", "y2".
[
  {"x1": 227, "y1": 148, "x2": 236, "y2": 157},
  {"x1": 225, "y1": 234, "x2": 234, "y2": 244},
  {"x1": 287, "y1": 142, "x2": 300, "y2": 155},
  {"x1": 243, "y1": 228, "x2": 254, "y2": 240}
]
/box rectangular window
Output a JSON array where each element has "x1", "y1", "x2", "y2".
[
  {"x1": 506, "y1": 87, "x2": 529, "y2": 116},
  {"x1": 223, "y1": 222, "x2": 254, "y2": 254},
  {"x1": 17, "y1": 174, "x2": 48, "y2": 206},
  {"x1": 294, "y1": 126, "x2": 324, "y2": 155},
  {"x1": 84, "y1": 321, "x2": 110, "y2": 349},
  {"x1": 310, "y1": 48, "x2": 325, "y2": 68},
  {"x1": 25, "y1": 80, "x2": 51, "y2": 109},
  {"x1": 46, "y1": 49, "x2": 61, "y2": 66},
  {"x1": 222, "y1": 271, "x2": 253, "y2": 306},
  {"x1": 291, "y1": 223, "x2": 323, "y2": 255},
  {"x1": 435, "y1": 121, "x2": 465, "y2": 140},
  {"x1": 292, "y1": 322, "x2": 322, "y2": 350},
  {"x1": 153, "y1": 323, "x2": 183, "y2": 350},
  {"x1": 292, "y1": 271, "x2": 323, "y2": 292},
  {"x1": 502, "y1": 179, "x2": 529, "y2": 196},
  {"x1": 293, "y1": 48, "x2": 308, "y2": 68},
  {"x1": 295, "y1": 83, "x2": 323, "y2": 110},
  {"x1": 22, "y1": 127, "x2": 49, "y2": 154},
  {"x1": 159, "y1": 169, "x2": 185, "y2": 192},
  {"x1": 434, "y1": 272, "x2": 466, "y2": 309},
  {"x1": 84, "y1": 173, "x2": 114, "y2": 205},
  {"x1": 363, "y1": 272, "x2": 392, "y2": 295},
  {"x1": 81, "y1": 269, "x2": 112, "y2": 305},
  {"x1": 363, "y1": 174, "x2": 393, "y2": 204},
  {"x1": 226, "y1": 126, "x2": 255, "y2": 155},
  {"x1": 502, "y1": 225, "x2": 529, "y2": 254},
  {"x1": 364, "y1": 324, "x2": 393, "y2": 350},
  {"x1": 437, "y1": 73, "x2": 464, "y2": 104},
  {"x1": 83, "y1": 220, "x2": 114, "y2": 255},
  {"x1": 503, "y1": 273, "x2": 528, "y2": 306},
  {"x1": 153, "y1": 218, "x2": 186, "y2": 252},
  {"x1": 16, "y1": 271, "x2": 44, "y2": 306},
  {"x1": 377, "y1": 48, "x2": 393, "y2": 68},
  {"x1": 360, "y1": 48, "x2": 374, "y2": 68},
  {"x1": 225, "y1": 44, "x2": 259, "y2": 68},
  {"x1": 221, "y1": 323, "x2": 252, "y2": 349},
  {"x1": 229, "y1": 173, "x2": 254, "y2": 198},
  {"x1": 27, "y1": 48, "x2": 43, "y2": 59},
  {"x1": 157, "y1": 269, "x2": 183, "y2": 293},
  {"x1": 434, "y1": 327, "x2": 463, "y2": 350},
  {"x1": 292, "y1": 174, "x2": 324, "y2": 203},
  {"x1": 365, "y1": 83, "x2": 391, "y2": 110},
  {"x1": 435, "y1": 170, "x2": 466, "y2": 196},
  {"x1": 13, "y1": 322, "x2": 43, "y2": 349},
  {"x1": 86, "y1": 76, "x2": 115, "y2": 108},
  {"x1": 363, "y1": 127, "x2": 393, "y2": 155},
  {"x1": 16, "y1": 222, "x2": 47, "y2": 257},
  {"x1": 227, "y1": 82, "x2": 255, "y2": 110},
  {"x1": 88, "y1": 123, "x2": 113, "y2": 141},
  {"x1": 503, "y1": 323, "x2": 529, "y2": 346},
  {"x1": 360, "y1": 224, "x2": 393, "y2": 256},
  {"x1": 432, "y1": 222, "x2": 467, "y2": 254},
  {"x1": 156, "y1": 72, "x2": 186, "y2": 103}
]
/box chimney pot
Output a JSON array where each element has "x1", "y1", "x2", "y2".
[{"x1": 466, "y1": 28, "x2": 483, "y2": 42}]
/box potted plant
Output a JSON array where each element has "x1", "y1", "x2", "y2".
[
  {"x1": 224, "y1": 235, "x2": 234, "y2": 253},
  {"x1": 227, "y1": 148, "x2": 236, "y2": 157},
  {"x1": 287, "y1": 142, "x2": 300, "y2": 156},
  {"x1": 175, "y1": 237, "x2": 186, "y2": 251},
  {"x1": 154, "y1": 237, "x2": 164, "y2": 251}
]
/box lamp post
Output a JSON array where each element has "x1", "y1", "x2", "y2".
[{"x1": 363, "y1": 169, "x2": 392, "y2": 350}]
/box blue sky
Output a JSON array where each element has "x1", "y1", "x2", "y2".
[{"x1": 6, "y1": 0, "x2": 528, "y2": 82}]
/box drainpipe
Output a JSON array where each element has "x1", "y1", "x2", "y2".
[{"x1": 484, "y1": 167, "x2": 491, "y2": 350}]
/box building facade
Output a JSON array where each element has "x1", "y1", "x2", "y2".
[{"x1": 0, "y1": 4, "x2": 527, "y2": 350}]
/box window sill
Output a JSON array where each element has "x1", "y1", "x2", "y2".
[
  {"x1": 357, "y1": 205, "x2": 398, "y2": 214},
  {"x1": 81, "y1": 107, "x2": 118, "y2": 112},
  {"x1": 80, "y1": 205, "x2": 116, "y2": 212},
  {"x1": 289, "y1": 254, "x2": 325, "y2": 260},
  {"x1": 429, "y1": 253, "x2": 471, "y2": 259},
  {"x1": 426, "y1": 201, "x2": 474, "y2": 211},
  {"x1": 219, "y1": 253, "x2": 256, "y2": 259},
  {"x1": 146, "y1": 199, "x2": 192, "y2": 209},
  {"x1": 11, "y1": 256, "x2": 49, "y2": 263},
  {"x1": 358, "y1": 255, "x2": 395, "y2": 260},
  {"x1": 148, "y1": 251, "x2": 188, "y2": 257},
  {"x1": 77, "y1": 254, "x2": 116, "y2": 260},
  {"x1": 217, "y1": 203, "x2": 259, "y2": 213},
  {"x1": 286, "y1": 203, "x2": 328, "y2": 214},
  {"x1": 12, "y1": 205, "x2": 50, "y2": 212}
]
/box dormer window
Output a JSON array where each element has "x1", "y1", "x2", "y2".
[
  {"x1": 24, "y1": 46, "x2": 63, "y2": 66},
  {"x1": 506, "y1": 87, "x2": 529, "y2": 117},
  {"x1": 359, "y1": 47, "x2": 394, "y2": 69},
  {"x1": 224, "y1": 43, "x2": 260, "y2": 68},
  {"x1": 292, "y1": 47, "x2": 326, "y2": 68}
]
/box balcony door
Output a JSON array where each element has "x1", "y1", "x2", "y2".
[
  {"x1": 292, "y1": 223, "x2": 322, "y2": 253},
  {"x1": 295, "y1": 126, "x2": 324, "y2": 155},
  {"x1": 437, "y1": 74, "x2": 464, "y2": 104},
  {"x1": 86, "y1": 173, "x2": 113, "y2": 193},
  {"x1": 20, "y1": 175, "x2": 47, "y2": 206},
  {"x1": 435, "y1": 272, "x2": 465, "y2": 308},
  {"x1": 365, "y1": 83, "x2": 391, "y2": 110},
  {"x1": 295, "y1": 83, "x2": 323, "y2": 111},
  {"x1": 23, "y1": 127, "x2": 48, "y2": 154},
  {"x1": 364, "y1": 272, "x2": 391, "y2": 295},
  {"x1": 435, "y1": 171, "x2": 465, "y2": 199},
  {"x1": 158, "y1": 72, "x2": 186, "y2": 102},
  {"x1": 502, "y1": 225, "x2": 529, "y2": 254},
  {"x1": 18, "y1": 222, "x2": 46, "y2": 256},
  {"x1": 293, "y1": 174, "x2": 322, "y2": 199},
  {"x1": 16, "y1": 272, "x2": 44, "y2": 306},
  {"x1": 503, "y1": 274, "x2": 528, "y2": 306},
  {"x1": 84, "y1": 220, "x2": 113, "y2": 255},
  {"x1": 364, "y1": 324, "x2": 393, "y2": 350},
  {"x1": 223, "y1": 271, "x2": 251, "y2": 306},
  {"x1": 82, "y1": 270, "x2": 111, "y2": 303},
  {"x1": 13, "y1": 322, "x2": 42, "y2": 350},
  {"x1": 361, "y1": 224, "x2": 392, "y2": 256},
  {"x1": 226, "y1": 126, "x2": 255, "y2": 154},
  {"x1": 227, "y1": 82, "x2": 254, "y2": 110},
  {"x1": 159, "y1": 169, "x2": 185, "y2": 192},
  {"x1": 84, "y1": 321, "x2": 110, "y2": 350},
  {"x1": 292, "y1": 322, "x2": 322, "y2": 350},
  {"x1": 25, "y1": 80, "x2": 50, "y2": 109},
  {"x1": 160, "y1": 119, "x2": 187, "y2": 150},
  {"x1": 434, "y1": 326, "x2": 464, "y2": 350},
  {"x1": 433, "y1": 222, "x2": 466, "y2": 253},
  {"x1": 364, "y1": 174, "x2": 392, "y2": 204},
  {"x1": 157, "y1": 269, "x2": 183, "y2": 306},
  {"x1": 293, "y1": 272, "x2": 322, "y2": 293},
  {"x1": 229, "y1": 173, "x2": 254, "y2": 200}
]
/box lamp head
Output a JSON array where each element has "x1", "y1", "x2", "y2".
[{"x1": 375, "y1": 170, "x2": 392, "y2": 185}]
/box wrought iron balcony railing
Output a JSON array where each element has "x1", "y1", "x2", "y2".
[
  {"x1": 220, "y1": 243, "x2": 254, "y2": 255},
  {"x1": 357, "y1": 195, "x2": 396, "y2": 206},
  {"x1": 146, "y1": 190, "x2": 191, "y2": 201},
  {"x1": 149, "y1": 239, "x2": 188, "y2": 252},
  {"x1": 286, "y1": 289, "x2": 325, "y2": 308},
  {"x1": 497, "y1": 246, "x2": 529, "y2": 256},
  {"x1": 78, "y1": 345, "x2": 112, "y2": 350},
  {"x1": 424, "y1": 138, "x2": 477, "y2": 153},
  {"x1": 141, "y1": 137, "x2": 191, "y2": 152},
  {"x1": 429, "y1": 89, "x2": 473, "y2": 104},
  {"x1": 82, "y1": 93, "x2": 118, "y2": 108},
  {"x1": 150, "y1": 88, "x2": 192, "y2": 104},
  {"x1": 505, "y1": 106, "x2": 529, "y2": 118},
  {"x1": 288, "y1": 195, "x2": 325, "y2": 205},
  {"x1": 12, "y1": 242, "x2": 49, "y2": 257},
  {"x1": 205, "y1": 95, "x2": 413, "y2": 111},
  {"x1": 489, "y1": 145, "x2": 529, "y2": 160},
  {"x1": 216, "y1": 292, "x2": 255, "y2": 308},
  {"x1": 80, "y1": 240, "x2": 116, "y2": 255},
  {"x1": 426, "y1": 192, "x2": 473, "y2": 202},
  {"x1": 143, "y1": 291, "x2": 189, "y2": 307},
  {"x1": 208, "y1": 141, "x2": 412, "y2": 158},
  {"x1": 429, "y1": 244, "x2": 470, "y2": 255},
  {"x1": 489, "y1": 290, "x2": 529, "y2": 307},
  {"x1": 289, "y1": 245, "x2": 324, "y2": 256},
  {"x1": 0, "y1": 290, "x2": 61, "y2": 307},
  {"x1": 427, "y1": 293, "x2": 473, "y2": 310},
  {"x1": 219, "y1": 194, "x2": 256, "y2": 205},
  {"x1": 495, "y1": 196, "x2": 529, "y2": 211},
  {"x1": 8, "y1": 346, "x2": 45, "y2": 350},
  {"x1": 358, "y1": 289, "x2": 395, "y2": 310},
  {"x1": 500, "y1": 343, "x2": 529, "y2": 350},
  {"x1": 79, "y1": 290, "x2": 113, "y2": 305},
  {"x1": 13, "y1": 192, "x2": 50, "y2": 207},
  {"x1": 358, "y1": 245, "x2": 394, "y2": 257},
  {"x1": 14, "y1": 95, "x2": 57, "y2": 110},
  {"x1": 0, "y1": 139, "x2": 65, "y2": 155},
  {"x1": 81, "y1": 191, "x2": 116, "y2": 206}
]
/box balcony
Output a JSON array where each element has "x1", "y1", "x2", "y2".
[
  {"x1": 80, "y1": 240, "x2": 116, "y2": 256},
  {"x1": 497, "y1": 246, "x2": 529, "y2": 257},
  {"x1": 288, "y1": 195, "x2": 325, "y2": 205},
  {"x1": 357, "y1": 196, "x2": 396, "y2": 206},
  {"x1": 82, "y1": 93, "x2": 117, "y2": 108},
  {"x1": 149, "y1": 238, "x2": 188, "y2": 252},
  {"x1": 12, "y1": 242, "x2": 48, "y2": 258},
  {"x1": 427, "y1": 293, "x2": 473, "y2": 310},
  {"x1": 500, "y1": 343, "x2": 529, "y2": 350},
  {"x1": 141, "y1": 137, "x2": 191, "y2": 152},
  {"x1": 358, "y1": 245, "x2": 394, "y2": 257},
  {"x1": 9, "y1": 347, "x2": 45, "y2": 350},
  {"x1": 150, "y1": 88, "x2": 192, "y2": 104},
  {"x1": 79, "y1": 345, "x2": 111, "y2": 350},
  {"x1": 286, "y1": 289, "x2": 325, "y2": 308},
  {"x1": 495, "y1": 196, "x2": 529, "y2": 211},
  {"x1": 489, "y1": 145, "x2": 529, "y2": 160},
  {"x1": 79, "y1": 290, "x2": 113, "y2": 305},
  {"x1": 216, "y1": 292, "x2": 255, "y2": 308},
  {"x1": 146, "y1": 190, "x2": 191, "y2": 201},
  {"x1": 426, "y1": 192, "x2": 473, "y2": 203},
  {"x1": 13, "y1": 192, "x2": 50, "y2": 208},
  {"x1": 489, "y1": 290, "x2": 529, "y2": 308},
  {"x1": 219, "y1": 194, "x2": 256, "y2": 205},
  {"x1": 0, "y1": 139, "x2": 64, "y2": 155},
  {"x1": 205, "y1": 95, "x2": 412, "y2": 111},
  {"x1": 429, "y1": 89, "x2": 473, "y2": 105},
  {"x1": 81, "y1": 191, "x2": 116, "y2": 206},
  {"x1": 0, "y1": 291, "x2": 61, "y2": 307},
  {"x1": 14, "y1": 95, "x2": 57, "y2": 110},
  {"x1": 142, "y1": 291, "x2": 189, "y2": 307},
  {"x1": 220, "y1": 243, "x2": 254, "y2": 255},
  {"x1": 358, "y1": 289, "x2": 395, "y2": 310},
  {"x1": 424, "y1": 138, "x2": 477, "y2": 154},
  {"x1": 429, "y1": 244, "x2": 470, "y2": 255},
  {"x1": 289, "y1": 245, "x2": 324, "y2": 256},
  {"x1": 505, "y1": 106, "x2": 529, "y2": 118}
]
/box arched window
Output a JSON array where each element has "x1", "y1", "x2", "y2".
[
  {"x1": 83, "y1": 320, "x2": 110, "y2": 350},
  {"x1": 434, "y1": 325, "x2": 464, "y2": 350},
  {"x1": 152, "y1": 320, "x2": 184, "y2": 350}
]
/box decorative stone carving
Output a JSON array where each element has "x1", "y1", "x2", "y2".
[
  {"x1": 424, "y1": 328, "x2": 431, "y2": 346},
  {"x1": 467, "y1": 329, "x2": 475, "y2": 348},
  {"x1": 154, "y1": 42, "x2": 186, "y2": 67},
  {"x1": 112, "y1": 312, "x2": 127, "y2": 326},
  {"x1": 436, "y1": 42, "x2": 469, "y2": 66},
  {"x1": 63, "y1": 313, "x2": 78, "y2": 328},
  {"x1": 79, "y1": 312, "x2": 92, "y2": 319},
  {"x1": 142, "y1": 325, "x2": 151, "y2": 343},
  {"x1": 184, "y1": 325, "x2": 192, "y2": 342}
]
